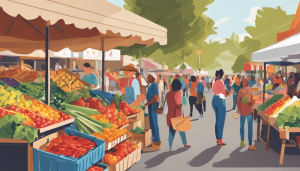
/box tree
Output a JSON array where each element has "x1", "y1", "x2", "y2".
[
  {"x1": 122, "y1": 0, "x2": 200, "y2": 54},
  {"x1": 120, "y1": 0, "x2": 217, "y2": 70},
  {"x1": 180, "y1": 64, "x2": 187, "y2": 70},
  {"x1": 231, "y1": 7, "x2": 295, "y2": 73},
  {"x1": 231, "y1": 55, "x2": 249, "y2": 73}
]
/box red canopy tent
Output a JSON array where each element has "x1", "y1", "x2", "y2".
[{"x1": 243, "y1": 62, "x2": 263, "y2": 71}]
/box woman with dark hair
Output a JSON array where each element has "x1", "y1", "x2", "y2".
[
  {"x1": 189, "y1": 76, "x2": 202, "y2": 117},
  {"x1": 212, "y1": 69, "x2": 228, "y2": 146},
  {"x1": 166, "y1": 79, "x2": 191, "y2": 151}
]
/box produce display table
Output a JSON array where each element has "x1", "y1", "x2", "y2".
[{"x1": 254, "y1": 107, "x2": 300, "y2": 165}]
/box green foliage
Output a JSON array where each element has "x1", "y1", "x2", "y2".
[
  {"x1": 231, "y1": 55, "x2": 249, "y2": 73},
  {"x1": 180, "y1": 64, "x2": 187, "y2": 70},
  {"x1": 238, "y1": 7, "x2": 295, "y2": 62},
  {"x1": 15, "y1": 81, "x2": 45, "y2": 99},
  {"x1": 0, "y1": 114, "x2": 38, "y2": 143},
  {"x1": 275, "y1": 106, "x2": 300, "y2": 128},
  {"x1": 130, "y1": 126, "x2": 145, "y2": 134},
  {"x1": 121, "y1": 0, "x2": 217, "y2": 69}
]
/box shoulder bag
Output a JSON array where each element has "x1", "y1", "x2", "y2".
[{"x1": 171, "y1": 107, "x2": 191, "y2": 132}]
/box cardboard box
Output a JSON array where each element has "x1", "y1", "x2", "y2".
[
  {"x1": 130, "y1": 129, "x2": 152, "y2": 149},
  {"x1": 127, "y1": 119, "x2": 142, "y2": 131}
]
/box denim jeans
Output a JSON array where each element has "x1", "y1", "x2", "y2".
[
  {"x1": 206, "y1": 83, "x2": 210, "y2": 91},
  {"x1": 233, "y1": 95, "x2": 237, "y2": 109},
  {"x1": 240, "y1": 113, "x2": 253, "y2": 145},
  {"x1": 189, "y1": 96, "x2": 202, "y2": 116},
  {"x1": 169, "y1": 123, "x2": 187, "y2": 147},
  {"x1": 149, "y1": 102, "x2": 160, "y2": 142},
  {"x1": 212, "y1": 95, "x2": 226, "y2": 139}
]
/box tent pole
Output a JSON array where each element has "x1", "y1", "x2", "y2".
[
  {"x1": 285, "y1": 66, "x2": 287, "y2": 83},
  {"x1": 45, "y1": 21, "x2": 50, "y2": 105},
  {"x1": 101, "y1": 38, "x2": 105, "y2": 92},
  {"x1": 263, "y1": 63, "x2": 266, "y2": 103}
]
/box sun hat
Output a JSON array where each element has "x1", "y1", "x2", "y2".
[{"x1": 120, "y1": 64, "x2": 139, "y2": 73}]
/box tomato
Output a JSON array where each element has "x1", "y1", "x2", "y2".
[
  {"x1": 105, "y1": 154, "x2": 113, "y2": 164},
  {"x1": 115, "y1": 152, "x2": 124, "y2": 161},
  {"x1": 109, "y1": 156, "x2": 118, "y2": 165},
  {"x1": 115, "y1": 155, "x2": 122, "y2": 162},
  {"x1": 126, "y1": 146, "x2": 132, "y2": 153},
  {"x1": 131, "y1": 145, "x2": 139, "y2": 150},
  {"x1": 118, "y1": 149, "x2": 128, "y2": 157}
]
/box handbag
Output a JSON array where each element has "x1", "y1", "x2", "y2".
[
  {"x1": 156, "y1": 92, "x2": 167, "y2": 115},
  {"x1": 182, "y1": 96, "x2": 187, "y2": 105},
  {"x1": 156, "y1": 95, "x2": 167, "y2": 114},
  {"x1": 171, "y1": 108, "x2": 191, "y2": 132},
  {"x1": 233, "y1": 109, "x2": 239, "y2": 119}
]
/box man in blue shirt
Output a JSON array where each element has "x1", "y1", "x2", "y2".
[
  {"x1": 144, "y1": 73, "x2": 161, "y2": 151},
  {"x1": 82, "y1": 63, "x2": 99, "y2": 89}
]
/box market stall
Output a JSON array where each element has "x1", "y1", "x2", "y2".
[
  {"x1": 252, "y1": 29, "x2": 300, "y2": 165},
  {"x1": 0, "y1": 0, "x2": 167, "y2": 171}
]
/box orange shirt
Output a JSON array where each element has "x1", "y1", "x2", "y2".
[
  {"x1": 270, "y1": 74, "x2": 283, "y2": 85},
  {"x1": 190, "y1": 82, "x2": 197, "y2": 97}
]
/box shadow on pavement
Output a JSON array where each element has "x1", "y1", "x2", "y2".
[
  {"x1": 187, "y1": 145, "x2": 221, "y2": 167},
  {"x1": 190, "y1": 119, "x2": 199, "y2": 122},
  {"x1": 213, "y1": 141, "x2": 300, "y2": 167},
  {"x1": 144, "y1": 147, "x2": 190, "y2": 168}
]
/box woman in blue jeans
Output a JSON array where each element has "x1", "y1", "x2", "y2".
[
  {"x1": 237, "y1": 79, "x2": 257, "y2": 151},
  {"x1": 166, "y1": 79, "x2": 191, "y2": 151},
  {"x1": 144, "y1": 73, "x2": 161, "y2": 151},
  {"x1": 212, "y1": 69, "x2": 229, "y2": 146}
]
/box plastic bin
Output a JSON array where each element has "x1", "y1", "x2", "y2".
[
  {"x1": 88, "y1": 163, "x2": 109, "y2": 171},
  {"x1": 33, "y1": 128, "x2": 105, "y2": 171}
]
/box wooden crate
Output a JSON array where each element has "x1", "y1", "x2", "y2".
[
  {"x1": 257, "y1": 110, "x2": 276, "y2": 124},
  {"x1": 129, "y1": 129, "x2": 152, "y2": 149},
  {"x1": 107, "y1": 139, "x2": 142, "y2": 171},
  {"x1": 0, "y1": 138, "x2": 33, "y2": 171}
]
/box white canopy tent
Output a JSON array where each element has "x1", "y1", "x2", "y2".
[
  {"x1": 252, "y1": 32, "x2": 300, "y2": 63},
  {"x1": 175, "y1": 63, "x2": 196, "y2": 74}
]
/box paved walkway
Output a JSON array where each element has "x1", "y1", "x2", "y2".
[{"x1": 128, "y1": 91, "x2": 300, "y2": 171}]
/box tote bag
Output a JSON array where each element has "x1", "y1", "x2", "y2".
[{"x1": 171, "y1": 108, "x2": 191, "y2": 132}]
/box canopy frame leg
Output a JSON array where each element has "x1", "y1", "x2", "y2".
[
  {"x1": 101, "y1": 38, "x2": 105, "y2": 92},
  {"x1": 45, "y1": 21, "x2": 50, "y2": 105},
  {"x1": 263, "y1": 63, "x2": 266, "y2": 103}
]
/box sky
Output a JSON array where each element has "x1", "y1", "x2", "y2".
[{"x1": 107, "y1": 0, "x2": 299, "y2": 42}]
